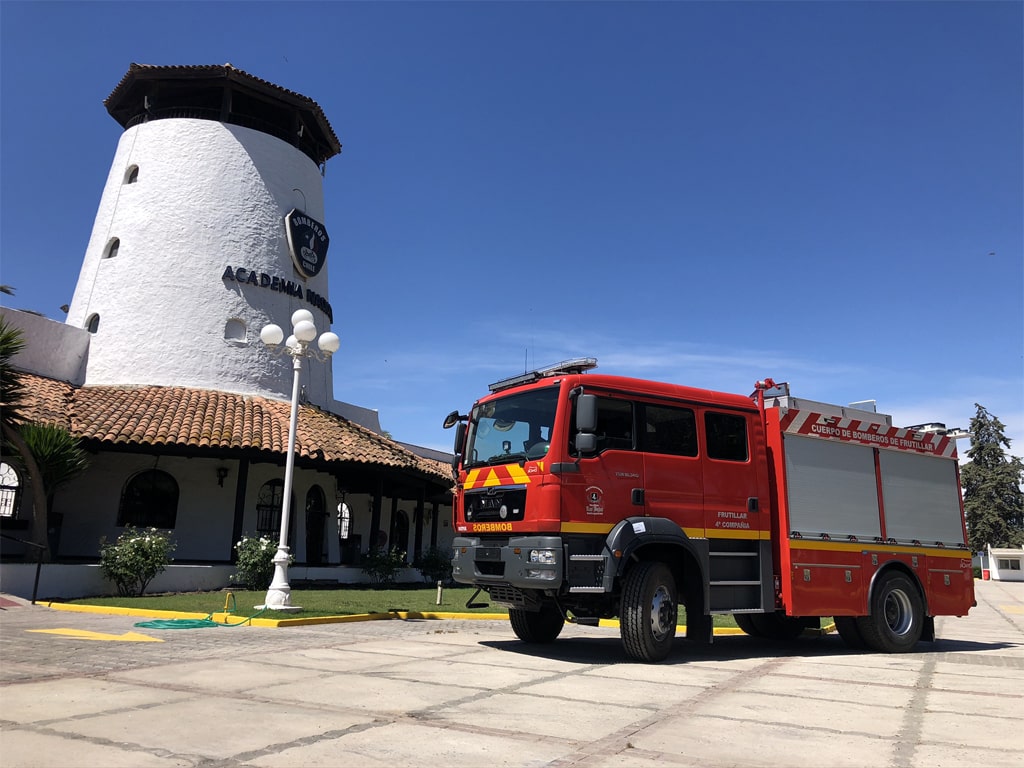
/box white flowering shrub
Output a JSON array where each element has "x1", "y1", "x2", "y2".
[
  {"x1": 99, "y1": 526, "x2": 176, "y2": 597},
  {"x1": 231, "y1": 535, "x2": 286, "y2": 591}
]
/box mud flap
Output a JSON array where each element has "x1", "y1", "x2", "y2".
[
  {"x1": 921, "y1": 615, "x2": 935, "y2": 642},
  {"x1": 686, "y1": 612, "x2": 713, "y2": 645}
]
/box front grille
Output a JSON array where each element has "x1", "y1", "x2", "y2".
[{"x1": 464, "y1": 486, "x2": 527, "y2": 522}]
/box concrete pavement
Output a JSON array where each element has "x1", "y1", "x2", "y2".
[{"x1": 1, "y1": 579, "x2": 1022, "y2": 768}]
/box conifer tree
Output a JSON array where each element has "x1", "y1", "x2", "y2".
[{"x1": 961, "y1": 404, "x2": 1024, "y2": 552}]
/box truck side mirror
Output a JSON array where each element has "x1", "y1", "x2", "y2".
[
  {"x1": 576, "y1": 394, "x2": 597, "y2": 433},
  {"x1": 453, "y1": 422, "x2": 467, "y2": 455},
  {"x1": 575, "y1": 394, "x2": 597, "y2": 455}
]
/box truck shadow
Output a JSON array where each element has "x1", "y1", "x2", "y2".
[{"x1": 480, "y1": 632, "x2": 1020, "y2": 666}]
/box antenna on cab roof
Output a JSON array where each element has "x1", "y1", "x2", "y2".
[{"x1": 489, "y1": 357, "x2": 598, "y2": 393}]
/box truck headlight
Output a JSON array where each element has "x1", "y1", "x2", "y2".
[{"x1": 529, "y1": 549, "x2": 557, "y2": 564}]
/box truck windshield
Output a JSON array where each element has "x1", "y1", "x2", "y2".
[{"x1": 464, "y1": 387, "x2": 560, "y2": 468}]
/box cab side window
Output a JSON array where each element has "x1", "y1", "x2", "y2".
[
  {"x1": 595, "y1": 397, "x2": 634, "y2": 452},
  {"x1": 642, "y1": 404, "x2": 698, "y2": 457},
  {"x1": 705, "y1": 412, "x2": 748, "y2": 461}
]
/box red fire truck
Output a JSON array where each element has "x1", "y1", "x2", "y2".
[{"x1": 444, "y1": 358, "x2": 974, "y2": 662}]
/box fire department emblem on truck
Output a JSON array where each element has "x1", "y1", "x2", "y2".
[
  {"x1": 585, "y1": 486, "x2": 604, "y2": 516},
  {"x1": 285, "y1": 209, "x2": 329, "y2": 279}
]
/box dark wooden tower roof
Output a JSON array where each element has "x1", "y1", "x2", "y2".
[{"x1": 104, "y1": 63, "x2": 342, "y2": 166}]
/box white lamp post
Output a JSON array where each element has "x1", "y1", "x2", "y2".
[{"x1": 256, "y1": 309, "x2": 340, "y2": 612}]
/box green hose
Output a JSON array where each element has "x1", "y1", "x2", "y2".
[{"x1": 134, "y1": 608, "x2": 268, "y2": 629}]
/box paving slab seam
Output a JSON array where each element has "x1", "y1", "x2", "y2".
[
  {"x1": 0, "y1": 719, "x2": 205, "y2": 767},
  {"x1": 402, "y1": 662, "x2": 617, "y2": 718},
  {"x1": 889, "y1": 655, "x2": 936, "y2": 768},
  {"x1": 393, "y1": 711, "x2": 585, "y2": 751},
  {"x1": 930, "y1": 651, "x2": 1024, "y2": 670},
  {"x1": 213, "y1": 719, "x2": 392, "y2": 767},
  {"x1": 546, "y1": 655, "x2": 788, "y2": 767}
]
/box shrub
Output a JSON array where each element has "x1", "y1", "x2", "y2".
[
  {"x1": 99, "y1": 526, "x2": 176, "y2": 597},
  {"x1": 361, "y1": 548, "x2": 407, "y2": 585},
  {"x1": 413, "y1": 546, "x2": 454, "y2": 584},
  {"x1": 231, "y1": 535, "x2": 287, "y2": 591}
]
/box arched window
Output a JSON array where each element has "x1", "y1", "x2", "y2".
[
  {"x1": 257, "y1": 480, "x2": 284, "y2": 535},
  {"x1": 224, "y1": 318, "x2": 246, "y2": 342},
  {"x1": 118, "y1": 469, "x2": 179, "y2": 528},
  {"x1": 338, "y1": 502, "x2": 351, "y2": 539},
  {"x1": 86, "y1": 314, "x2": 100, "y2": 334},
  {"x1": 104, "y1": 238, "x2": 120, "y2": 259},
  {"x1": 256, "y1": 480, "x2": 295, "y2": 546},
  {"x1": 0, "y1": 462, "x2": 21, "y2": 518},
  {"x1": 124, "y1": 165, "x2": 139, "y2": 184}
]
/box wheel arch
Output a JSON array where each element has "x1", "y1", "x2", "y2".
[
  {"x1": 605, "y1": 517, "x2": 708, "y2": 613},
  {"x1": 867, "y1": 560, "x2": 929, "y2": 616}
]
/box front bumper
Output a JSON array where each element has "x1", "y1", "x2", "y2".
[{"x1": 451, "y1": 535, "x2": 564, "y2": 590}]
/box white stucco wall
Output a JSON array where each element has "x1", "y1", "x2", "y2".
[
  {"x1": 67, "y1": 118, "x2": 337, "y2": 408},
  {"x1": 988, "y1": 544, "x2": 1024, "y2": 582},
  {"x1": 51, "y1": 451, "x2": 454, "y2": 564},
  {"x1": 0, "y1": 308, "x2": 89, "y2": 385}
]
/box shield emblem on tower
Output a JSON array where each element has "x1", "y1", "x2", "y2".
[{"x1": 285, "y1": 209, "x2": 330, "y2": 278}]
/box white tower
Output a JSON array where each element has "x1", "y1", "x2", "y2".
[{"x1": 67, "y1": 64, "x2": 342, "y2": 408}]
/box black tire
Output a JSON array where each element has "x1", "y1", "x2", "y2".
[
  {"x1": 855, "y1": 572, "x2": 924, "y2": 653},
  {"x1": 750, "y1": 611, "x2": 807, "y2": 640},
  {"x1": 733, "y1": 614, "x2": 763, "y2": 637},
  {"x1": 620, "y1": 561, "x2": 678, "y2": 662},
  {"x1": 509, "y1": 603, "x2": 564, "y2": 643},
  {"x1": 834, "y1": 616, "x2": 868, "y2": 650}
]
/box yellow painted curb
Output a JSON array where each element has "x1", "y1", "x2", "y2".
[{"x1": 42, "y1": 602, "x2": 837, "y2": 635}]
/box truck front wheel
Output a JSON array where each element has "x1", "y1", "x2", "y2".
[
  {"x1": 855, "y1": 572, "x2": 924, "y2": 653},
  {"x1": 509, "y1": 603, "x2": 564, "y2": 643},
  {"x1": 620, "y1": 561, "x2": 678, "y2": 662}
]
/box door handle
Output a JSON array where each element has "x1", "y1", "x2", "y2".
[
  {"x1": 631, "y1": 488, "x2": 645, "y2": 506},
  {"x1": 748, "y1": 497, "x2": 759, "y2": 513}
]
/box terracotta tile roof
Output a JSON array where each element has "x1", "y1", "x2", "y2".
[
  {"x1": 14, "y1": 374, "x2": 449, "y2": 485},
  {"x1": 20, "y1": 376, "x2": 74, "y2": 429}
]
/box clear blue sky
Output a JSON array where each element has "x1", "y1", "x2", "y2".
[{"x1": 2, "y1": 1, "x2": 1021, "y2": 458}]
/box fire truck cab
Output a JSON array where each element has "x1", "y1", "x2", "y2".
[{"x1": 445, "y1": 359, "x2": 973, "y2": 662}]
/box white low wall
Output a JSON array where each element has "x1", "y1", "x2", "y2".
[{"x1": 0, "y1": 563, "x2": 427, "y2": 601}]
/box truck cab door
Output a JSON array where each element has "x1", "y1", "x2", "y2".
[
  {"x1": 638, "y1": 402, "x2": 703, "y2": 535},
  {"x1": 562, "y1": 395, "x2": 644, "y2": 527}
]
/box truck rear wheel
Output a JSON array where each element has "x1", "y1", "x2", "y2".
[
  {"x1": 855, "y1": 572, "x2": 924, "y2": 653},
  {"x1": 509, "y1": 603, "x2": 564, "y2": 643},
  {"x1": 620, "y1": 561, "x2": 678, "y2": 662}
]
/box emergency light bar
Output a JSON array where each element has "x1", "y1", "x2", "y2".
[{"x1": 489, "y1": 357, "x2": 598, "y2": 392}]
